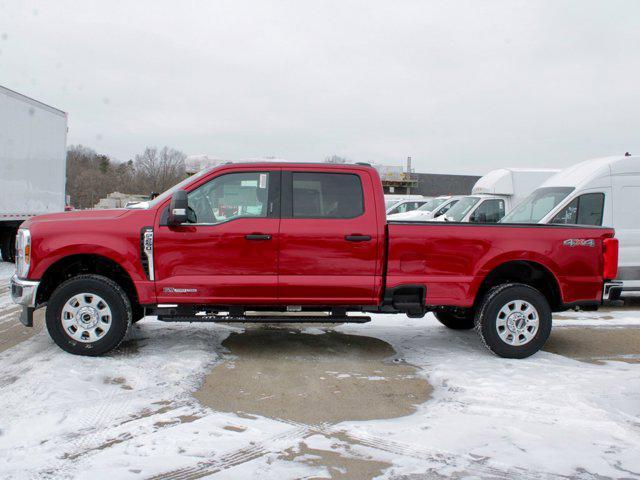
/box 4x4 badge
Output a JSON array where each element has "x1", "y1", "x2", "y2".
[{"x1": 563, "y1": 239, "x2": 595, "y2": 247}]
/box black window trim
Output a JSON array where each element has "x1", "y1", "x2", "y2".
[
  {"x1": 281, "y1": 170, "x2": 366, "y2": 220},
  {"x1": 159, "y1": 170, "x2": 281, "y2": 226}
]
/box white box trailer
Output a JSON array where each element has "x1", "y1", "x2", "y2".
[
  {"x1": 0, "y1": 85, "x2": 67, "y2": 261},
  {"x1": 501, "y1": 154, "x2": 640, "y2": 294}
]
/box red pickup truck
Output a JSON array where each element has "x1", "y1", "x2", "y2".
[{"x1": 11, "y1": 162, "x2": 621, "y2": 358}]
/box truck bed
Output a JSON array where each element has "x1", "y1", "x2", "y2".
[{"x1": 386, "y1": 221, "x2": 614, "y2": 308}]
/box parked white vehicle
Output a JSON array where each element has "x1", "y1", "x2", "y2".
[
  {"x1": 384, "y1": 194, "x2": 428, "y2": 212},
  {"x1": 0, "y1": 85, "x2": 67, "y2": 261},
  {"x1": 388, "y1": 196, "x2": 462, "y2": 221},
  {"x1": 386, "y1": 197, "x2": 431, "y2": 215},
  {"x1": 433, "y1": 169, "x2": 560, "y2": 223},
  {"x1": 501, "y1": 154, "x2": 640, "y2": 293},
  {"x1": 434, "y1": 194, "x2": 506, "y2": 223}
]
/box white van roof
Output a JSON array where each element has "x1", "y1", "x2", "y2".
[
  {"x1": 472, "y1": 168, "x2": 560, "y2": 196},
  {"x1": 541, "y1": 155, "x2": 639, "y2": 189}
]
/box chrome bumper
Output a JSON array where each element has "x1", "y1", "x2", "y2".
[
  {"x1": 11, "y1": 274, "x2": 39, "y2": 307},
  {"x1": 602, "y1": 280, "x2": 623, "y2": 301},
  {"x1": 10, "y1": 274, "x2": 40, "y2": 327}
]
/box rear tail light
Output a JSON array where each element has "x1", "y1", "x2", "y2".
[{"x1": 603, "y1": 237, "x2": 619, "y2": 280}]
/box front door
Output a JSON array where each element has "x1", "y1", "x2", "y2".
[
  {"x1": 154, "y1": 168, "x2": 280, "y2": 305},
  {"x1": 277, "y1": 168, "x2": 380, "y2": 305}
]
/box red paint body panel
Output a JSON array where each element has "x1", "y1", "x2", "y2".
[
  {"x1": 22, "y1": 162, "x2": 614, "y2": 312},
  {"x1": 387, "y1": 223, "x2": 613, "y2": 307}
]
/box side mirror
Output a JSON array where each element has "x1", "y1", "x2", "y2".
[{"x1": 168, "y1": 190, "x2": 188, "y2": 225}]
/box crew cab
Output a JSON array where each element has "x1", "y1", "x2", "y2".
[{"x1": 11, "y1": 162, "x2": 620, "y2": 358}]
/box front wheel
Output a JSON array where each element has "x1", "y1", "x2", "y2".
[
  {"x1": 475, "y1": 283, "x2": 552, "y2": 359},
  {"x1": 46, "y1": 274, "x2": 132, "y2": 356}
]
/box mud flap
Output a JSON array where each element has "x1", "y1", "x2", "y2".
[{"x1": 20, "y1": 307, "x2": 34, "y2": 327}]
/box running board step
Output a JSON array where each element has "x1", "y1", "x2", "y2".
[{"x1": 157, "y1": 315, "x2": 371, "y2": 324}]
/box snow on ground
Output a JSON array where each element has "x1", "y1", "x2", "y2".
[
  {"x1": 0, "y1": 262, "x2": 15, "y2": 310},
  {"x1": 0, "y1": 264, "x2": 639, "y2": 479},
  {"x1": 0, "y1": 262, "x2": 14, "y2": 280}
]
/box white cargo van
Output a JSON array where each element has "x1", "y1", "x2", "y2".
[
  {"x1": 501, "y1": 155, "x2": 640, "y2": 293},
  {"x1": 0, "y1": 85, "x2": 67, "y2": 261}
]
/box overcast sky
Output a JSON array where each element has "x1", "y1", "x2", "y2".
[{"x1": 1, "y1": 0, "x2": 638, "y2": 174}]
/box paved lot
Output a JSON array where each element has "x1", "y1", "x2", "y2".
[{"x1": 1, "y1": 262, "x2": 639, "y2": 479}]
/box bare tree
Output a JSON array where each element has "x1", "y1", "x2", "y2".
[
  {"x1": 133, "y1": 146, "x2": 186, "y2": 194},
  {"x1": 66, "y1": 144, "x2": 187, "y2": 208}
]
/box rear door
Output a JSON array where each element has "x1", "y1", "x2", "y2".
[{"x1": 278, "y1": 168, "x2": 379, "y2": 305}]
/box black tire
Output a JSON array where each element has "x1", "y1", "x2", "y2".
[
  {"x1": 475, "y1": 283, "x2": 552, "y2": 359},
  {"x1": 434, "y1": 310, "x2": 475, "y2": 330},
  {"x1": 1, "y1": 230, "x2": 16, "y2": 263},
  {"x1": 46, "y1": 274, "x2": 132, "y2": 356}
]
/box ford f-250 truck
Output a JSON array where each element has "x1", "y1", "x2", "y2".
[{"x1": 11, "y1": 162, "x2": 621, "y2": 358}]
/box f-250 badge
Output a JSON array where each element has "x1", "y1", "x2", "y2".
[{"x1": 563, "y1": 239, "x2": 595, "y2": 247}]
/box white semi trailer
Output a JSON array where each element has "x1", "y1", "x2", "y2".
[{"x1": 0, "y1": 85, "x2": 67, "y2": 261}]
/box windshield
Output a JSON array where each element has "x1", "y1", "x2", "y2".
[
  {"x1": 501, "y1": 187, "x2": 575, "y2": 223},
  {"x1": 443, "y1": 196, "x2": 480, "y2": 221},
  {"x1": 139, "y1": 167, "x2": 215, "y2": 209},
  {"x1": 417, "y1": 197, "x2": 448, "y2": 212}
]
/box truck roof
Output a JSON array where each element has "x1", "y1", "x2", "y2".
[
  {"x1": 0, "y1": 84, "x2": 67, "y2": 117},
  {"x1": 212, "y1": 161, "x2": 379, "y2": 171}
]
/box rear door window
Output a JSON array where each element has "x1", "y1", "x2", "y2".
[{"x1": 291, "y1": 172, "x2": 364, "y2": 218}]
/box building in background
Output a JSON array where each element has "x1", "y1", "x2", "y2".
[{"x1": 377, "y1": 157, "x2": 479, "y2": 196}]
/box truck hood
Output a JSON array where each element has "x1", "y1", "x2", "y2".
[{"x1": 23, "y1": 209, "x2": 128, "y2": 226}]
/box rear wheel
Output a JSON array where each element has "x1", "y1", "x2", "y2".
[
  {"x1": 434, "y1": 310, "x2": 475, "y2": 330},
  {"x1": 476, "y1": 283, "x2": 552, "y2": 359},
  {"x1": 46, "y1": 274, "x2": 132, "y2": 356}
]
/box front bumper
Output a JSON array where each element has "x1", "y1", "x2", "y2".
[
  {"x1": 602, "y1": 280, "x2": 623, "y2": 301},
  {"x1": 10, "y1": 274, "x2": 40, "y2": 327}
]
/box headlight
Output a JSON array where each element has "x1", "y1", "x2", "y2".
[{"x1": 16, "y1": 229, "x2": 31, "y2": 279}]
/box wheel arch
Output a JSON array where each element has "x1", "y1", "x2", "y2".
[
  {"x1": 36, "y1": 253, "x2": 140, "y2": 310},
  {"x1": 474, "y1": 260, "x2": 563, "y2": 311}
]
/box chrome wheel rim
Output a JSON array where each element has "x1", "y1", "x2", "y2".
[
  {"x1": 61, "y1": 293, "x2": 112, "y2": 343},
  {"x1": 495, "y1": 299, "x2": 539, "y2": 346}
]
